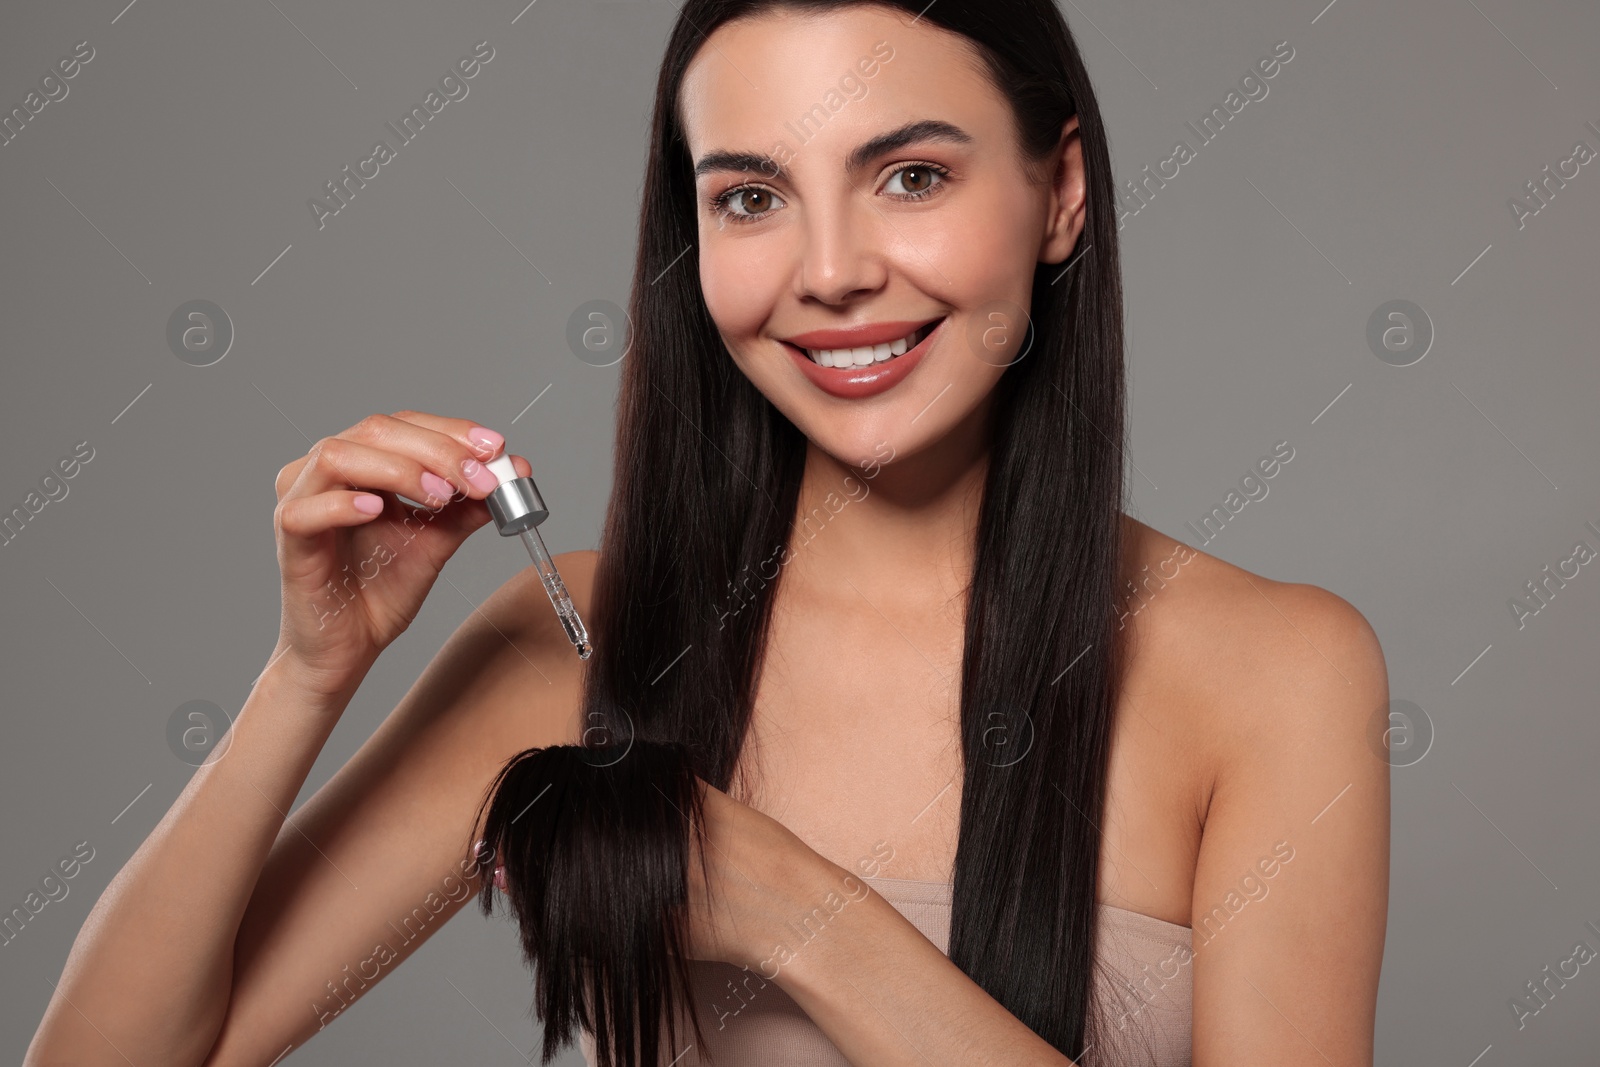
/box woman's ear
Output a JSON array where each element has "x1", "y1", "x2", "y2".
[{"x1": 1038, "y1": 114, "x2": 1087, "y2": 266}]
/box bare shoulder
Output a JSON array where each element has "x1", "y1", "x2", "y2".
[
  {"x1": 1114, "y1": 523, "x2": 1392, "y2": 1058},
  {"x1": 464, "y1": 547, "x2": 600, "y2": 749},
  {"x1": 1117, "y1": 514, "x2": 1388, "y2": 780}
]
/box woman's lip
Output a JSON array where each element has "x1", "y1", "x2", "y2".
[
  {"x1": 784, "y1": 317, "x2": 946, "y2": 400},
  {"x1": 783, "y1": 317, "x2": 942, "y2": 350}
]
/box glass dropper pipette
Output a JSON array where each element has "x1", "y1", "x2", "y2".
[
  {"x1": 483, "y1": 452, "x2": 592, "y2": 659},
  {"x1": 516, "y1": 524, "x2": 591, "y2": 658}
]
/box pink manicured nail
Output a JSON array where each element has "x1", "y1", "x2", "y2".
[
  {"x1": 467, "y1": 425, "x2": 504, "y2": 457},
  {"x1": 419, "y1": 471, "x2": 455, "y2": 505},
  {"x1": 353, "y1": 493, "x2": 384, "y2": 514},
  {"x1": 493, "y1": 866, "x2": 507, "y2": 892},
  {"x1": 461, "y1": 457, "x2": 499, "y2": 493}
]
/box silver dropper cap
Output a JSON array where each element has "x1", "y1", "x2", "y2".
[{"x1": 484, "y1": 454, "x2": 549, "y2": 535}]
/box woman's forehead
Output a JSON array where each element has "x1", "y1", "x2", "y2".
[{"x1": 678, "y1": 6, "x2": 994, "y2": 160}]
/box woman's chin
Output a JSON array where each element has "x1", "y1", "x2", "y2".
[{"x1": 790, "y1": 421, "x2": 914, "y2": 473}]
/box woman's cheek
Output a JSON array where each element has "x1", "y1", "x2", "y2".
[
  {"x1": 951, "y1": 204, "x2": 1036, "y2": 297},
  {"x1": 700, "y1": 248, "x2": 776, "y2": 339}
]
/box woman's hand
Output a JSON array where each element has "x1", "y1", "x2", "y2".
[
  {"x1": 679, "y1": 779, "x2": 847, "y2": 976},
  {"x1": 270, "y1": 411, "x2": 530, "y2": 698}
]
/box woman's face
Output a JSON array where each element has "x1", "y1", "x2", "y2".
[{"x1": 679, "y1": 3, "x2": 1085, "y2": 470}]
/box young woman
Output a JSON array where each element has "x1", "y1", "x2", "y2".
[{"x1": 27, "y1": 2, "x2": 1389, "y2": 1065}]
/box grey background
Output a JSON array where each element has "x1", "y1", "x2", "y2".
[{"x1": 2, "y1": 0, "x2": 1596, "y2": 1063}]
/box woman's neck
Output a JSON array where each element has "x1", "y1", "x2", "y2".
[{"x1": 784, "y1": 394, "x2": 994, "y2": 612}]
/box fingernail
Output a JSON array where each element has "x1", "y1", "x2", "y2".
[
  {"x1": 353, "y1": 493, "x2": 384, "y2": 514},
  {"x1": 419, "y1": 471, "x2": 455, "y2": 506},
  {"x1": 493, "y1": 865, "x2": 507, "y2": 892},
  {"x1": 467, "y1": 425, "x2": 504, "y2": 458},
  {"x1": 461, "y1": 457, "x2": 499, "y2": 493}
]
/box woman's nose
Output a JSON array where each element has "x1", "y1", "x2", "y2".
[{"x1": 794, "y1": 195, "x2": 887, "y2": 304}]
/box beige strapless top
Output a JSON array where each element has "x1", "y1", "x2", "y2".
[{"x1": 580, "y1": 874, "x2": 1193, "y2": 1066}]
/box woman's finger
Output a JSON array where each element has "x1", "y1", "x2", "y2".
[
  {"x1": 347, "y1": 413, "x2": 513, "y2": 496},
  {"x1": 281, "y1": 431, "x2": 489, "y2": 511},
  {"x1": 275, "y1": 412, "x2": 509, "y2": 504},
  {"x1": 275, "y1": 488, "x2": 389, "y2": 542},
  {"x1": 383, "y1": 410, "x2": 508, "y2": 461}
]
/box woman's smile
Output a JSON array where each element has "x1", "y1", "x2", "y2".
[{"x1": 779, "y1": 315, "x2": 947, "y2": 399}]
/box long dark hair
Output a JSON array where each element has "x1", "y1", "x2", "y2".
[{"x1": 475, "y1": 1, "x2": 1130, "y2": 1063}]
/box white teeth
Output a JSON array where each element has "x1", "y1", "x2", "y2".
[{"x1": 804, "y1": 323, "x2": 930, "y2": 367}]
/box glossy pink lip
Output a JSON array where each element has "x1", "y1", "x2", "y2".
[
  {"x1": 783, "y1": 316, "x2": 946, "y2": 400},
  {"x1": 783, "y1": 318, "x2": 941, "y2": 350}
]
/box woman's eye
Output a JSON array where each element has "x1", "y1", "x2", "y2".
[
  {"x1": 883, "y1": 164, "x2": 946, "y2": 198},
  {"x1": 716, "y1": 187, "x2": 785, "y2": 221}
]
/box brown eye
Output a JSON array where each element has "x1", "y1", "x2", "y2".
[
  {"x1": 725, "y1": 188, "x2": 776, "y2": 216},
  {"x1": 883, "y1": 163, "x2": 948, "y2": 199}
]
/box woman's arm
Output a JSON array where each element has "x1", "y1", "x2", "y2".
[
  {"x1": 774, "y1": 858, "x2": 1078, "y2": 1065},
  {"x1": 24, "y1": 652, "x2": 366, "y2": 1067},
  {"x1": 201, "y1": 561, "x2": 588, "y2": 1065},
  {"x1": 663, "y1": 777, "x2": 1072, "y2": 1066},
  {"x1": 1185, "y1": 582, "x2": 1389, "y2": 1065},
  {"x1": 27, "y1": 544, "x2": 588, "y2": 1067},
  {"x1": 766, "y1": 582, "x2": 1388, "y2": 1067}
]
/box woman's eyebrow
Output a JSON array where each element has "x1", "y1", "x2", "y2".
[{"x1": 692, "y1": 119, "x2": 974, "y2": 181}]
